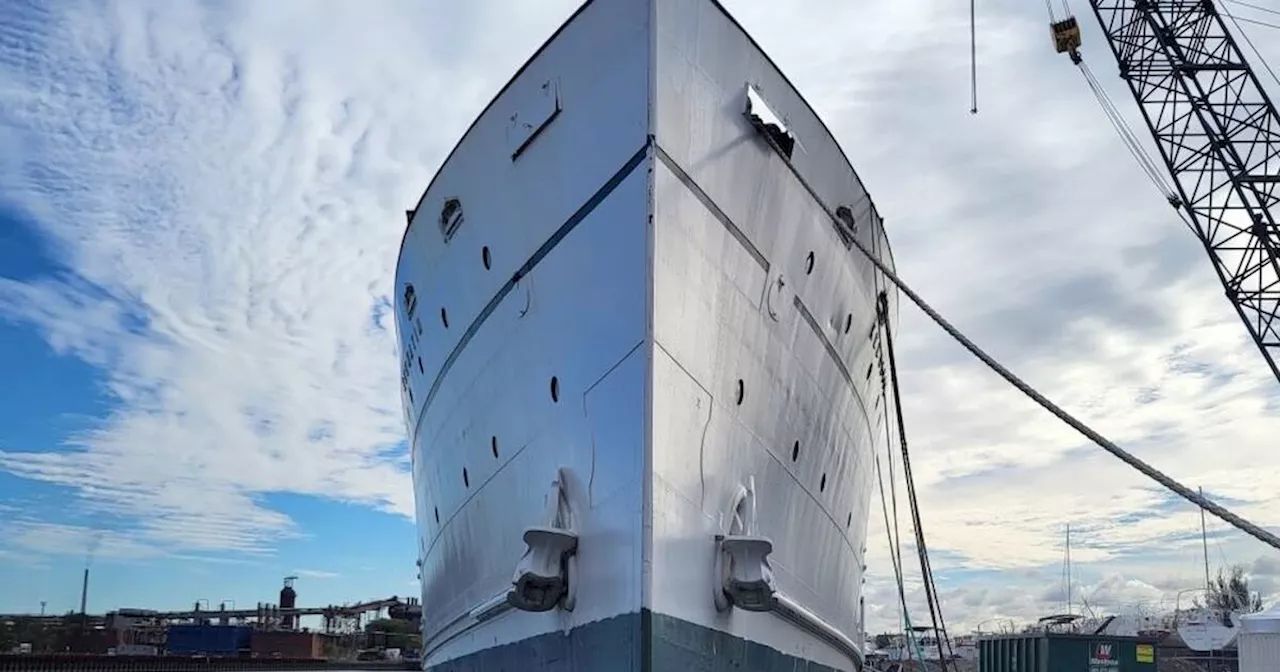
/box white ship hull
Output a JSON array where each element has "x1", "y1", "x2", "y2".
[{"x1": 394, "y1": 1, "x2": 896, "y2": 670}]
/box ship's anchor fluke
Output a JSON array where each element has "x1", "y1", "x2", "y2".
[
  {"x1": 507, "y1": 467, "x2": 578, "y2": 613},
  {"x1": 714, "y1": 476, "x2": 776, "y2": 612}
]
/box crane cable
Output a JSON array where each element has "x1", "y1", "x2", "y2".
[
  {"x1": 1224, "y1": 0, "x2": 1280, "y2": 17},
  {"x1": 1219, "y1": 0, "x2": 1280, "y2": 89},
  {"x1": 1074, "y1": 54, "x2": 1207, "y2": 246},
  {"x1": 1055, "y1": 15, "x2": 1208, "y2": 245},
  {"x1": 970, "y1": 0, "x2": 978, "y2": 114},
  {"x1": 1075, "y1": 58, "x2": 1179, "y2": 206},
  {"x1": 1062, "y1": 0, "x2": 1278, "y2": 246},
  {"x1": 1045, "y1": 0, "x2": 1183, "y2": 212},
  {"x1": 847, "y1": 226, "x2": 1280, "y2": 552}
]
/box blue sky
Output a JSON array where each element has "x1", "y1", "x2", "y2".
[
  {"x1": 0, "y1": 202, "x2": 418, "y2": 615},
  {"x1": 1, "y1": 0, "x2": 1279, "y2": 634}
]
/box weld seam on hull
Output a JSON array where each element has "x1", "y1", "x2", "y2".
[
  {"x1": 653, "y1": 143, "x2": 770, "y2": 272},
  {"x1": 416, "y1": 139, "x2": 654, "y2": 427},
  {"x1": 792, "y1": 295, "x2": 854, "y2": 388}
]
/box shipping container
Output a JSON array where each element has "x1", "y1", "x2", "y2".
[
  {"x1": 1239, "y1": 605, "x2": 1280, "y2": 672},
  {"x1": 249, "y1": 630, "x2": 324, "y2": 659},
  {"x1": 113, "y1": 643, "x2": 158, "y2": 656},
  {"x1": 68, "y1": 627, "x2": 116, "y2": 654},
  {"x1": 165, "y1": 624, "x2": 251, "y2": 656},
  {"x1": 979, "y1": 633, "x2": 1158, "y2": 672}
]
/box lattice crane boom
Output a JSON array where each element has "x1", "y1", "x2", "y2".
[{"x1": 1071, "y1": 0, "x2": 1280, "y2": 384}]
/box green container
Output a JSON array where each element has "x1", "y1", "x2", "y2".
[{"x1": 978, "y1": 633, "x2": 1158, "y2": 672}]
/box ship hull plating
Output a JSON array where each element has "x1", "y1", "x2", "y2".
[
  {"x1": 424, "y1": 611, "x2": 846, "y2": 672},
  {"x1": 394, "y1": 1, "x2": 896, "y2": 670}
]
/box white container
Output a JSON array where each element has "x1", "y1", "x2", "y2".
[{"x1": 1238, "y1": 605, "x2": 1280, "y2": 672}]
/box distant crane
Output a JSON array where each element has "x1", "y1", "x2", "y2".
[{"x1": 1052, "y1": 0, "x2": 1280, "y2": 385}]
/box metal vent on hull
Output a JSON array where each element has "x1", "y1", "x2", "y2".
[
  {"x1": 439, "y1": 198, "x2": 464, "y2": 242},
  {"x1": 745, "y1": 85, "x2": 795, "y2": 159}
]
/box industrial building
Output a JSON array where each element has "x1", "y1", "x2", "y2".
[{"x1": 2, "y1": 576, "x2": 421, "y2": 661}]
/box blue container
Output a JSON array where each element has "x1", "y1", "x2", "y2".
[{"x1": 166, "y1": 624, "x2": 252, "y2": 655}]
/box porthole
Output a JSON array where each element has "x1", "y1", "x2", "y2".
[
  {"x1": 463, "y1": 468, "x2": 470, "y2": 488},
  {"x1": 844, "y1": 314, "x2": 852, "y2": 334},
  {"x1": 418, "y1": 357, "x2": 424, "y2": 374},
  {"x1": 433, "y1": 507, "x2": 439, "y2": 524},
  {"x1": 805, "y1": 251, "x2": 815, "y2": 275},
  {"x1": 820, "y1": 474, "x2": 827, "y2": 492},
  {"x1": 491, "y1": 436, "x2": 499, "y2": 458},
  {"x1": 482, "y1": 246, "x2": 492, "y2": 270},
  {"x1": 791, "y1": 441, "x2": 800, "y2": 462},
  {"x1": 735, "y1": 379, "x2": 745, "y2": 405},
  {"x1": 846, "y1": 512, "x2": 852, "y2": 529},
  {"x1": 550, "y1": 376, "x2": 560, "y2": 403},
  {"x1": 865, "y1": 363, "x2": 873, "y2": 380},
  {"x1": 441, "y1": 307, "x2": 449, "y2": 329}
]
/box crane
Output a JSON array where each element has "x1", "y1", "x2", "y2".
[{"x1": 1051, "y1": 0, "x2": 1280, "y2": 385}]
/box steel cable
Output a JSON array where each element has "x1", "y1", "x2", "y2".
[{"x1": 849, "y1": 233, "x2": 1280, "y2": 552}]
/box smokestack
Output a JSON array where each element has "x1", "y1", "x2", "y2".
[
  {"x1": 280, "y1": 576, "x2": 298, "y2": 630},
  {"x1": 79, "y1": 567, "x2": 89, "y2": 617},
  {"x1": 77, "y1": 567, "x2": 89, "y2": 641}
]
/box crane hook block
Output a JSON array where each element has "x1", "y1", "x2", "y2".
[{"x1": 1051, "y1": 16, "x2": 1082, "y2": 55}]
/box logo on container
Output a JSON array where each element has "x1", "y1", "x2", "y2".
[{"x1": 1089, "y1": 641, "x2": 1120, "y2": 671}]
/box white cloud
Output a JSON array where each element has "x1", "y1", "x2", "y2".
[
  {"x1": 0, "y1": 0, "x2": 581, "y2": 555},
  {"x1": 294, "y1": 568, "x2": 339, "y2": 579},
  {"x1": 0, "y1": 520, "x2": 160, "y2": 561},
  {"x1": 1, "y1": 0, "x2": 1278, "y2": 637}
]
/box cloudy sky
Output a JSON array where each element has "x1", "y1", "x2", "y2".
[{"x1": 1, "y1": 0, "x2": 1279, "y2": 637}]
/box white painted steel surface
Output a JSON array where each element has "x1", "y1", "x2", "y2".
[
  {"x1": 394, "y1": 0, "x2": 895, "y2": 669},
  {"x1": 1238, "y1": 606, "x2": 1280, "y2": 672}
]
